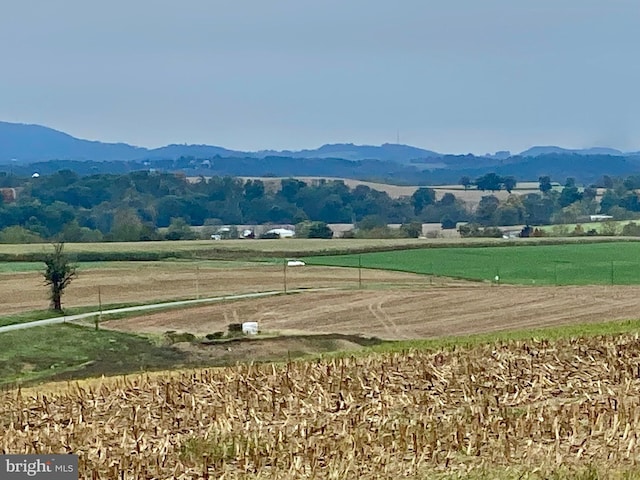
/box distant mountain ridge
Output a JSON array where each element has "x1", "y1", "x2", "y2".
[
  {"x1": 254, "y1": 143, "x2": 442, "y2": 161},
  {"x1": 0, "y1": 121, "x2": 146, "y2": 162},
  {"x1": 0, "y1": 121, "x2": 443, "y2": 163},
  {"x1": 519, "y1": 146, "x2": 625, "y2": 157},
  {"x1": 1, "y1": 120, "x2": 635, "y2": 163}
]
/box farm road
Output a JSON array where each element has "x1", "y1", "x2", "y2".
[{"x1": 0, "y1": 289, "x2": 323, "y2": 334}]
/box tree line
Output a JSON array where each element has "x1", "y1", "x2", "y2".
[
  {"x1": 468, "y1": 174, "x2": 640, "y2": 228},
  {"x1": 0, "y1": 170, "x2": 640, "y2": 242},
  {"x1": 0, "y1": 171, "x2": 465, "y2": 241}
]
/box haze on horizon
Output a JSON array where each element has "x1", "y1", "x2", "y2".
[{"x1": 1, "y1": 0, "x2": 639, "y2": 155}]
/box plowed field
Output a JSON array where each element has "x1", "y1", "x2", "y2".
[{"x1": 101, "y1": 284, "x2": 640, "y2": 340}]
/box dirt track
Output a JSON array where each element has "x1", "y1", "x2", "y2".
[{"x1": 101, "y1": 284, "x2": 640, "y2": 340}]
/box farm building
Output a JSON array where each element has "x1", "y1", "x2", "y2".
[
  {"x1": 265, "y1": 228, "x2": 295, "y2": 239},
  {"x1": 590, "y1": 215, "x2": 614, "y2": 221}
]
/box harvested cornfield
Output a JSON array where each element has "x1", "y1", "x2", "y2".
[{"x1": 3, "y1": 334, "x2": 640, "y2": 479}]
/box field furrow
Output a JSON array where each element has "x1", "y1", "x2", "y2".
[{"x1": 100, "y1": 285, "x2": 640, "y2": 341}]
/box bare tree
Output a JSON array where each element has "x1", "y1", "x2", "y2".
[{"x1": 43, "y1": 242, "x2": 77, "y2": 312}]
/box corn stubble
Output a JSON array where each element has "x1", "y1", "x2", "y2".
[{"x1": 3, "y1": 334, "x2": 640, "y2": 479}]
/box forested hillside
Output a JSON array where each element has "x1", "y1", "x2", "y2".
[{"x1": 0, "y1": 170, "x2": 640, "y2": 242}]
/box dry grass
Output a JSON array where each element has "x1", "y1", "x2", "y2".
[
  {"x1": 4, "y1": 334, "x2": 640, "y2": 478},
  {"x1": 0, "y1": 262, "x2": 428, "y2": 315},
  {"x1": 0, "y1": 238, "x2": 429, "y2": 257},
  {"x1": 237, "y1": 176, "x2": 421, "y2": 198},
  {"x1": 234, "y1": 177, "x2": 541, "y2": 211}
]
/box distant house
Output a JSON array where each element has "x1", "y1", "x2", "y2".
[
  {"x1": 265, "y1": 228, "x2": 295, "y2": 239},
  {"x1": 590, "y1": 215, "x2": 614, "y2": 222},
  {"x1": 211, "y1": 226, "x2": 234, "y2": 240},
  {"x1": 501, "y1": 229, "x2": 521, "y2": 239}
]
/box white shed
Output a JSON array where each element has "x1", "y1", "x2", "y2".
[
  {"x1": 266, "y1": 228, "x2": 295, "y2": 238},
  {"x1": 242, "y1": 322, "x2": 259, "y2": 335}
]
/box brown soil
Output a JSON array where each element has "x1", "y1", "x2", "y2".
[
  {"x1": 0, "y1": 263, "x2": 435, "y2": 315},
  {"x1": 171, "y1": 333, "x2": 371, "y2": 365},
  {"x1": 100, "y1": 284, "x2": 640, "y2": 340}
]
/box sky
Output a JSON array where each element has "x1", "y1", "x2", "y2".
[{"x1": 1, "y1": 0, "x2": 639, "y2": 154}]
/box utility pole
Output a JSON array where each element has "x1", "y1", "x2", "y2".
[
  {"x1": 196, "y1": 265, "x2": 200, "y2": 299},
  {"x1": 283, "y1": 258, "x2": 287, "y2": 294},
  {"x1": 95, "y1": 286, "x2": 103, "y2": 331},
  {"x1": 358, "y1": 254, "x2": 362, "y2": 289}
]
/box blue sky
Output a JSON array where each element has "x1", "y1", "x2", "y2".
[{"x1": 1, "y1": 0, "x2": 639, "y2": 154}]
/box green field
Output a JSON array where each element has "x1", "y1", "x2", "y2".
[
  {"x1": 304, "y1": 241, "x2": 640, "y2": 285},
  {"x1": 0, "y1": 262, "x2": 45, "y2": 273},
  {"x1": 536, "y1": 220, "x2": 634, "y2": 234},
  {"x1": 0, "y1": 324, "x2": 187, "y2": 386}
]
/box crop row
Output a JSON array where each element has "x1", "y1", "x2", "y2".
[{"x1": 3, "y1": 334, "x2": 640, "y2": 478}]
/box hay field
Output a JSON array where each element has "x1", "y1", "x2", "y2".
[
  {"x1": 0, "y1": 238, "x2": 429, "y2": 258},
  {"x1": 239, "y1": 176, "x2": 541, "y2": 207},
  {"x1": 434, "y1": 183, "x2": 540, "y2": 208},
  {"x1": 238, "y1": 176, "x2": 421, "y2": 198},
  {"x1": 4, "y1": 334, "x2": 640, "y2": 478}
]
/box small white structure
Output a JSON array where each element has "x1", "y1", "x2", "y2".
[
  {"x1": 212, "y1": 226, "x2": 233, "y2": 240},
  {"x1": 590, "y1": 215, "x2": 614, "y2": 222},
  {"x1": 287, "y1": 260, "x2": 306, "y2": 267},
  {"x1": 31, "y1": 172, "x2": 40, "y2": 178},
  {"x1": 266, "y1": 228, "x2": 295, "y2": 238},
  {"x1": 242, "y1": 322, "x2": 259, "y2": 335}
]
